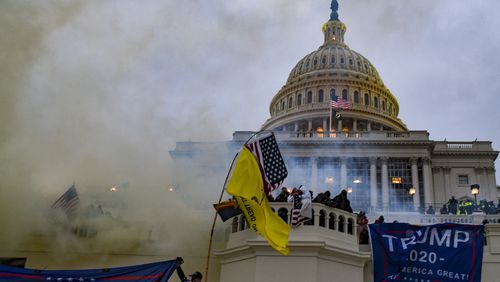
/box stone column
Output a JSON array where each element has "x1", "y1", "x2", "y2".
[
  {"x1": 294, "y1": 121, "x2": 299, "y2": 132},
  {"x1": 323, "y1": 118, "x2": 328, "y2": 132},
  {"x1": 485, "y1": 167, "x2": 498, "y2": 199},
  {"x1": 411, "y1": 158, "x2": 420, "y2": 210},
  {"x1": 308, "y1": 119, "x2": 313, "y2": 132},
  {"x1": 370, "y1": 157, "x2": 378, "y2": 210},
  {"x1": 337, "y1": 120, "x2": 343, "y2": 133},
  {"x1": 367, "y1": 122, "x2": 371, "y2": 131},
  {"x1": 381, "y1": 157, "x2": 389, "y2": 211},
  {"x1": 422, "y1": 158, "x2": 434, "y2": 205},
  {"x1": 353, "y1": 119, "x2": 358, "y2": 132},
  {"x1": 340, "y1": 157, "x2": 347, "y2": 189},
  {"x1": 311, "y1": 157, "x2": 318, "y2": 194}
]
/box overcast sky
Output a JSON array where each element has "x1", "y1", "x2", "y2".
[{"x1": 1, "y1": 0, "x2": 499, "y2": 194}]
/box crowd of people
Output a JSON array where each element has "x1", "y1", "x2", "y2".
[
  {"x1": 430, "y1": 196, "x2": 500, "y2": 215},
  {"x1": 270, "y1": 186, "x2": 353, "y2": 213}
]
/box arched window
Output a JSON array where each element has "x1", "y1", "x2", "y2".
[
  {"x1": 313, "y1": 57, "x2": 318, "y2": 66},
  {"x1": 354, "y1": 91, "x2": 359, "y2": 104},
  {"x1": 232, "y1": 217, "x2": 238, "y2": 233},
  {"x1": 239, "y1": 215, "x2": 246, "y2": 231},
  {"x1": 319, "y1": 210, "x2": 326, "y2": 227},
  {"x1": 340, "y1": 57, "x2": 345, "y2": 64},
  {"x1": 364, "y1": 93, "x2": 370, "y2": 105},
  {"x1": 288, "y1": 97, "x2": 293, "y2": 108},
  {"x1": 297, "y1": 94, "x2": 302, "y2": 106},
  {"x1": 322, "y1": 56, "x2": 326, "y2": 64},
  {"x1": 342, "y1": 89, "x2": 348, "y2": 100},
  {"x1": 307, "y1": 91, "x2": 313, "y2": 104},
  {"x1": 278, "y1": 208, "x2": 288, "y2": 224},
  {"x1": 329, "y1": 213, "x2": 336, "y2": 230},
  {"x1": 338, "y1": 216, "x2": 345, "y2": 232},
  {"x1": 305, "y1": 209, "x2": 315, "y2": 225},
  {"x1": 349, "y1": 58, "x2": 353, "y2": 65},
  {"x1": 374, "y1": 97, "x2": 379, "y2": 108},
  {"x1": 389, "y1": 103, "x2": 393, "y2": 115},
  {"x1": 330, "y1": 89, "x2": 336, "y2": 100},
  {"x1": 281, "y1": 101, "x2": 285, "y2": 110},
  {"x1": 347, "y1": 218, "x2": 354, "y2": 235},
  {"x1": 318, "y1": 89, "x2": 324, "y2": 102},
  {"x1": 331, "y1": 55, "x2": 336, "y2": 64},
  {"x1": 382, "y1": 100, "x2": 386, "y2": 111}
]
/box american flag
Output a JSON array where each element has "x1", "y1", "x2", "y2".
[
  {"x1": 245, "y1": 133, "x2": 288, "y2": 195},
  {"x1": 331, "y1": 98, "x2": 351, "y2": 110},
  {"x1": 51, "y1": 184, "x2": 80, "y2": 219},
  {"x1": 291, "y1": 194, "x2": 309, "y2": 227}
]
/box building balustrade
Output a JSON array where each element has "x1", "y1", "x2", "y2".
[
  {"x1": 236, "y1": 130, "x2": 430, "y2": 141},
  {"x1": 230, "y1": 202, "x2": 358, "y2": 237}
]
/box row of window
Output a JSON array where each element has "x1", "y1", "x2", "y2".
[
  {"x1": 293, "y1": 53, "x2": 375, "y2": 77},
  {"x1": 275, "y1": 88, "x2": 394, "y2": 115}
]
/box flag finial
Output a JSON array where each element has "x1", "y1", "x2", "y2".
[{"x1": 330, "y1": 0, "x2": 339, "y2": 21}]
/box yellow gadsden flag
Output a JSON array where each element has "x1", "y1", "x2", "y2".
[{"x1": 226, "y1": 146, "x2": 290, "y2": 255}]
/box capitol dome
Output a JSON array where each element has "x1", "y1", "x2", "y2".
[{"x1": 261, "y1": 1, "x2": 407, "y2": 133}]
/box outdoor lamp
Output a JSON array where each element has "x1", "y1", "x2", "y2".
[
  {"x1": 408, "y1": 187, "x2": 416, "y2": 196},
  {"x1": 471, "y1": 184, "x2": 480, "y2": 209},
  {"x1": 471, "y1": 184, "x2": 480, "y2": 195}
]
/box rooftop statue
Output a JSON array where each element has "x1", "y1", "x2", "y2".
[{"x1": 330, "y1": 0, "x2": 339, "y2": 21}]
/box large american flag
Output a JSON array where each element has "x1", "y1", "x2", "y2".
[
  {"x1": 331, "y1": 98, "x2": 351, "y2": 110},
  {"x1": 51, "y1": 184, "x2": 80, "y2": 219},
  {"x1": 245, "y1": 133, "x2": 288, "y2": 195}
]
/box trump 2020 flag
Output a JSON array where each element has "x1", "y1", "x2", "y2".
[
  {"x1": 225, "y1": 133, "x2": 290, "y2": 255},
  {"x1": 0, "y1": 260, "x2": 177, "y2": 281},
  {"x1": 369, "y1": 223, "x2": 484, "y2": 282}
]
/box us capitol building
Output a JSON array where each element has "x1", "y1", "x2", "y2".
[
  {"x1": 170, "y1": 1, "x2": 500, "y2": 282},
  {"x1": 3, "y1": 2, "x2": 500, "y2": 281}
]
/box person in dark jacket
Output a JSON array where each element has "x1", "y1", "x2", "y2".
[
  {"x1": 332, "y1": 190, "x2": 353, "y2": 213},
  {"x1": 175, "y1": 257, "x2": 203, "y2": 282},
  {"x1": 275, "y1": 187, "x2": 290, "y2": 202}
]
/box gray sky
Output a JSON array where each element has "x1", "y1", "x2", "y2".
[
  {"x1": 1, "y1": 0, "x2": 499, "y2": 212},
  {"x1": 1, "y1": 0, "x2": 500, "y2": 270},
  {"x1": 0, "y1": 0, "x2": 500, "y2": 202}
]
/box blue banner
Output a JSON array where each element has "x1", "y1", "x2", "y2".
[
  {"x1": 0, "y1": 260, "x2": 177, "y2": 281},
  {"x1": 369, "y1": 223, "x2": 484, "y2": 282}
]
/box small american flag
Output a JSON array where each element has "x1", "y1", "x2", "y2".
[
  {"x1": 331, "y1": 98, "x2": 351, "y2": 110},
  {"x1": 291, "y1": 194, "x2": 309, "y2": 227},
  {"x1": 51, "y1": 184, "x2": 80, "y2": 219},
  {"x1": 245, "y1": 133, "x2": 288, "y2": 195}
]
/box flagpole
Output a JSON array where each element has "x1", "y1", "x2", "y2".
[
  {"x1": 329, "y1": 101, "x2": 333, "y2": 134},
  {"x1": 204, "y1": 130, "x2": 267, "y2": 282}
]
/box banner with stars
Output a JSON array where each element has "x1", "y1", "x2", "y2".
[
  {"x1": 369, "y1": 223, "x2": 484, "y2": 282},
  {"x1": 0, "y1": 260, "x2": 177, "y2": 281}
]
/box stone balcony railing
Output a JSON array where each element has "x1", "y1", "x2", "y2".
[
  {"x1": 230, "y1": 203, "x2": 358, "y2": 236},
  {"x1": 232, "y1": 130, "x2": 430, "y2": 142}
]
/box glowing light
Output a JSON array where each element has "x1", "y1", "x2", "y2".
[
  {"x1": 169, "y1": 187, "x2": 175, "y2": 192},
  {"x1": 391, "y1": 177, "x2": 402, "y2": 184},
  {"x1": 408, "y1": 187, "x2": 416, "y2": 196},
  {"x1": 325, "y1": 176, "x2": 334, "y2": 184},
  {"x1": 471, "y1": 184, "x2": 480, "y2": 195},
  {"x1": 347, "y1": 187, "x2": 353, "y2": 193},
  {"x1": 110, "y1": 185, "x2": 118, "y2": 192},
  {"x1": 353, "y1": 178, "x2": 361, "y2": 184}
]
